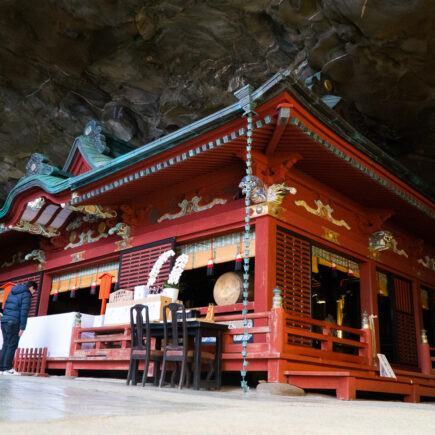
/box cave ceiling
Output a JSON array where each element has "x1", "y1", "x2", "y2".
[{"x1": 0, "y1": 0, "x2": 433, "y2": 203}]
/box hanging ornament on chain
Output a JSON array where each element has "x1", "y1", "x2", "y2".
[
  {"x1": 347, "y1": 260, "x2": 354, "y2": 277},
  {"x1": 90, "y1": 267, "x2": 99, "y2": 295},
  {"x1": 70, "y1": 274, "x2": 78, "y2": 299},
  {"x1": 239, "y1": 84, "x2": 257, "y2": 393},
  {"x1": 235, "y1": 234, "x2": 243, "y2": 271},
  {"x1": 207, "y1": 239, "x2": 215, "y2": 277},
  {"x1": 52, "y1": 277, "x2": 60, "y2": 302}
]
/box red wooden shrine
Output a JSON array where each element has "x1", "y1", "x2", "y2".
[{"x1": 0, "y1": 74, "x2": 434, "y2": 401}]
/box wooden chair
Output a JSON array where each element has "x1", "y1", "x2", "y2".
[
  {"x1": 126, "y1": 304, "x2": 162, "y2": 387},
  {"x1": 159, "y1": 302, "x2": 214, "y2": 389}
]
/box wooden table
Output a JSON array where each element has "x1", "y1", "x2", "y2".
[{"x1": 149, "y1": 320, "x2": 228, "y2": 390}]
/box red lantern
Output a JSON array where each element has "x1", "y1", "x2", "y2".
[
  {"x1": 99, "y1": 272, "x2": 114, "y2": 315},
  {"x1": 207, "y1": 239, "x2": 215, "y2": 277},
  {"x1": 90, "y1": 267, "x2": 99, "y2": 295},
  {"x1": 1, "y1": 282, "x2": 15, "y2": 308}
]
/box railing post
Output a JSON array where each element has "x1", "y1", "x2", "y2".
[
  {"x1": 359, "y1": 311, "x2": 373, "y2": 366},
  {"x1": 66, "y1": 327, "x2": 80, "y2": 377},
  {"x1": 270, "y1": 307, "x2": 284, "y2": 354},
  {"x1": 268, "y1": 288, "x2": 286, "y2": 383},
  {"x1": 321, "y1": 325, "x2": 332, "y2": 352},
  {"x1": 419, "y1": 329, "x2": 432, "y2": 375}
]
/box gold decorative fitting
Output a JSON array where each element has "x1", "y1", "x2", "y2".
[
  {"x1": 421, "y1": 329, "x2": 428, "y2": 344},
  {"x1": 158, "y1": 196, "x2": 227, "y2": 223},
  {"x1": 321, "y1": 227, "x2": 340, "y2": 245},
  {"x1": 295, "y1": 199, "x2": 350, "y2": 230},
  {"x1": 361, "y1": 311, "x2": 370, "y2": 329},
  {"x1": 324, "y1": 79, "x2": 333, "y2": 92},
  {"x1": 368, "y1": 249, "x2": 381, "y2": 261},
  {"x1": 70, "y1": 251, "x2": 85, "y2": 263},
  {"x1": 115, "y1": 237, "x2": 133, "y2": 251}
]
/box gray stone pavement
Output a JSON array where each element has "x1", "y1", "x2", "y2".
[{"x1": 0, "y1": 375, "x2": 434, "y2": 434}]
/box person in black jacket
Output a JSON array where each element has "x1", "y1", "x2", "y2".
[{"x1": 0, "y1": 281, "x2": 37, "y2": 375}]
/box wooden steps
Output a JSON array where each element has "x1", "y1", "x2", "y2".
[{"x1": 285, "y1": 370, "x2": 435, "y2": 403}]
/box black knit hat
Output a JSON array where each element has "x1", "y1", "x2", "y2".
[{"x1": 27, "y1": 281, "x2": 38, "y2": 291}]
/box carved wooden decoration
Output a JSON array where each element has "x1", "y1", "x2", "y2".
[
  {"x1": 369, "y1": 230, "x2": 408, "y2": 258},
  {"x1": 10, "y1": 220, "x2": 60, "y2": 238},
  {"x1": 158, "y1": 196, "x2": 227, "y2": 223},
  {"x1": 418, "y1": 256, "x2": 435, "y2": 271},
  {"x1": 65, "y1": 204, "x2": 117, "y2": 219},
  {"x1": 295, "y1": 199, "x2": 351, "y2": 230},
  {"x1": 24, "y1": 250, "x2": 46, "y2": 270}
]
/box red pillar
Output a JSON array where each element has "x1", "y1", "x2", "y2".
[
  {"x1": 38, "y1": 274, "x2": 53, "y2": 316},
  {"x1": 268, "y1": 307, "x2": 286, "y2": 383},
  {"x1": 359, "y1": 260, "x2": 379, "y2": 354},
  {"x1": 254, "y1": 215, "x2": 277, "y2": 312}
]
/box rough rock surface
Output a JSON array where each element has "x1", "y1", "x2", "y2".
[{"x1": 0, "y1": 0, "x2": 433, "y2": 203}]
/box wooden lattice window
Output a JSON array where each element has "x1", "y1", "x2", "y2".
[
  {"x1": 9, "y1": 272, "x2": 43, "y2": 317},
  {"x1": 118, "y1": 238, "x2": 175, "y2": 291},
  {"x1": 276, "y1": 226, "x2": 311, "y2": 317},
  {"x1": 393, "y1": 277, "x2": 418, "y2": 367}
]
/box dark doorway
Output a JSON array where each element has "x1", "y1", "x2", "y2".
[
  {"x1": 311, "y1": 264, "x2": 361, "y2": 330},
  {"x1": 47, "y1": 286, "x2": 106, "y2": 315}
]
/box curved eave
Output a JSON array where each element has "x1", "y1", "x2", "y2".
[
  {"x1": 63, "y1": 138, "x2": 114, "y2": 173},
  {"x1": 0, "y1": 175, "x2": 70, "y2": 220},
  {"x1": 282, "y1": 75, "x2": 435, "y2": 203},
  {"x1": 68, "y1": 72, "x2": 290, "y2": 191}
]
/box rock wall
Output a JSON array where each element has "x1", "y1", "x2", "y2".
[{"x1": 0, "y1": 0, "x2": 433, "y2": 202}]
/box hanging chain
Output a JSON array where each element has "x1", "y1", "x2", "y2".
[{"x1": 240, "y1": 92, "x2": 256, "y2": 393}]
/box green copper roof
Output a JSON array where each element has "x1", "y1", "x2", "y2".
[
  {"x1": 0, "y1": 175, "x2": 69, "y2": 219},
  {"x1": 63, "y1": 120, "x2": 137, "y2": 171},
  {"x1": 0, "y1": 70, "x2": 433, "y2": 223}
]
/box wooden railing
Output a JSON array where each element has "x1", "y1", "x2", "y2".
[
  {"x1": 218, "y1": 308, "x2": 373, "y2": 368},
  {"x1": 69, "y1": 324, "x2": 131, "y2": 359},
  {"x1": 279, "y1": 310, "x2": 372, "y2": 366},
  {"x1": 14, "y1": 347, "x2": 48, "y2": 376},
  {"x1": 217, "y1": 311, "x2": 272, "y2": 356}
]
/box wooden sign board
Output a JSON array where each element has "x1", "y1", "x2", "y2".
[
  {"x1": 228, "y1": 319, "x2": 253, "y2": 344},
  {"x1": 377, "y1": 353, "x2": 396, "y2": 379}
]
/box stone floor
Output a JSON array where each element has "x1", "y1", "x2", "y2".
[{"x1": 0, "y1": 375, "x2": 434, "y2": 434}]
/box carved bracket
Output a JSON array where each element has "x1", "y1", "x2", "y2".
[
  {"x1": 1, "y1": 252, "x2": 26, "y2": 268},
  {"x1": 108, "y1": 222, "x2": 131, "y2": 240},
  {"x1": 239, "y1": 175, "x2": 296, "y2": 205},
  {"x1": 295, "y1": 199, "x2": 351, "y2": 230},
  {"x1": 65, "y1": 223, "x2": 109, "y2": 250},
  {"x1": 236, "y1": 151, "x2": 302, "y2": 184},
  {"x1": 24, "y1": 249, "x2": 46, "y2": 270},
  {"x1": 369, "y1": 231, "x2": 408, "y2": 258},
  {"x1": 63, "y1": 204, "x2": 117, "y2": 219},
  {"x1": 418, "y1": 256, "x2": 435, "y2": 271},
  {"x1": 9, "y1": 220, "x2": 60, "y2": 238},
  {"x1": 158, "y1": 196, "x2": 227, "y2": 223}
]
